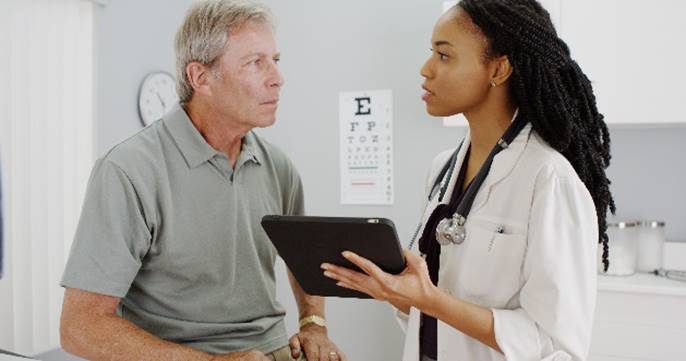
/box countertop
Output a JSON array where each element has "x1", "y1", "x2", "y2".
[{"x1": 598, "y1": 272, "x2": 686, "y2": 296}]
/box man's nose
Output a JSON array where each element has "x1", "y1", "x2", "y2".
[{"x1": 269, "y1": 62, "x2": 284, "y2": 89}]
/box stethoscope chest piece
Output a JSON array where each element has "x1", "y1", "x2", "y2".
[{"x1": 435, "y1": 213, "x2": 466, "y2": 245}]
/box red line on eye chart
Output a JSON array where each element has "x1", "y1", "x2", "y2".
[{"x1": 351, "y1": 181, "x2": 377, "y2": 186}]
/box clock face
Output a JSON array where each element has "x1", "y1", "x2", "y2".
[{"x1": 138, "y1": 72, "x2": 179, "y2": 126}]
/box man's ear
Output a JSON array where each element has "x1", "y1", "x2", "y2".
[
  {"x1": 186, "y1": 61, "x2": 213, "y2": 97},
  {"x1": 490, "y1": 55, "x2": 513, "y2": 87}
]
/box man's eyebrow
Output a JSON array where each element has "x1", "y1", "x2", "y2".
[
  {"x1": 240, "y1": 52, "x2": 262, "y2": 60},
  {"x1": 240, "y1": 51, "x2": 280, "y2": 60}
]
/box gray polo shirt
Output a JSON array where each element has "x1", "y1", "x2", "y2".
[{"x1": 61, "y1": 104, "x2": 304, "y2": 354}]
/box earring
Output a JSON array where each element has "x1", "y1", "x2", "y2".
[{"x1": 490, "y1": 80, "x2": 497, "y2": 87}]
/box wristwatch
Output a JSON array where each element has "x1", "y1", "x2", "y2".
[{"x1": 299, "y1": 315, "x2": 327, "y2": 328}]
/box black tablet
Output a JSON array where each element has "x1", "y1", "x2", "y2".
[{"x1": 261, "y1": 215, "x2": 407, "y2": 298}]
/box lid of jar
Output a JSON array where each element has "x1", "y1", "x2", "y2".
[
  {"x1": 607, "y1": 221, "x2": 639, "y2": 228},
  {"x1": 639, "y1": 220, "x2": 665, "y2": 228}
]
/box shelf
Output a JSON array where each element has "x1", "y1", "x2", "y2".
[{"x1": 598, "y1": 272, "x2": 686, "y2": 297}]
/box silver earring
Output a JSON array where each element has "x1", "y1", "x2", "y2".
[{"x1": 490, "y1": 80, "x2": 497, "y2": 87}]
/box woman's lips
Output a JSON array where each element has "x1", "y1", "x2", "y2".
[{"x1": 421, "y1": 86, "x2": 434, "y2": 101}]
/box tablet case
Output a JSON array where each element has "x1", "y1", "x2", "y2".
[{"x1": 261, "y1": 215, "x2": 407, "y2": 298}]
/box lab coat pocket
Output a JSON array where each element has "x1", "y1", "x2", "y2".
[
  {"x1": 459, "y1": 222, "x2": 527, "y2": 308},
  {"x1": 541, "y1": 351, "x2": 572, "y2": 361}
]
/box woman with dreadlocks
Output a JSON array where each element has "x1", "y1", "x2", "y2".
[{"x1": 322, "y1": 1, "x2": 614, "y2": 360}]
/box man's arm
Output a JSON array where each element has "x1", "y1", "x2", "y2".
[
  {"x1": 287, "y1": 270, "x2": 346, "y2": 361},
  {"x1": 287, "y1": 270, "x2": 325, "y2": 323},
  {"x1": 60, "y1": 288, "x2": 269, "y2": 361}
]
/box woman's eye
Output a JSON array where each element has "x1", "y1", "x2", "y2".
[{"x1": 430, "y1": 48, "x2": 449, "y2": 61}]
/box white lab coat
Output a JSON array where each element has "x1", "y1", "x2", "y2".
[{"x1": 397, "y1": 124, "x2": 598, "y2": 361}]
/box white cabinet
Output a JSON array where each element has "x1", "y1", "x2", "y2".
[
  {"x1": 589, "y1": 274, "x2": 686, "y2": 360},
  {"x1": 560, "y1": 0, "x2": 686, "y2": 126}
]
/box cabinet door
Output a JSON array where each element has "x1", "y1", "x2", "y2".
[
  {"x1": 590, "y1": 291, "x2": 686, "y2": 360},
  {"x1": 560, "y1": 0, "x2": 686, "y2": 126}
]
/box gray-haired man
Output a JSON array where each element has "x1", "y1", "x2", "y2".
[{"x1": 59, "y1": 1, "x2": 345, "y2": 360}]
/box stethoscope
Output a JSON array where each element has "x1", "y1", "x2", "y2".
[{"x1": 408, "y1": 110, "x2": 527, "y2": 250}]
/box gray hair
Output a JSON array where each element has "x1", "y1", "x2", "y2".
[{"x1": 174, "y1": 0, "x2": 275, "y2": 103}]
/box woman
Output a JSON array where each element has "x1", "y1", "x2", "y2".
[{"x1": 321, "y1": 1, "x2": 614, "y2": 360}]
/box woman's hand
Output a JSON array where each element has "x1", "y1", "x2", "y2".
[{"x1": 321, "y1": 249, "x2": 437, "y2": 312}]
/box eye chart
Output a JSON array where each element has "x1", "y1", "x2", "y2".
[{"x1": 339, "y1": 90, "x2": 393, "y2": 205}]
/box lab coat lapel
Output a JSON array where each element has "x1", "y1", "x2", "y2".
[
  {"x1": 470, "y1": 124, "x2": 532, "y2": 214},
  {"x1": 440, "y1": 130, "x2": 472, "y2": 205}
]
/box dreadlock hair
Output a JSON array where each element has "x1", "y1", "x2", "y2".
[{"x1": 457, "y1": 0, "x2": 616, "y2": 271}]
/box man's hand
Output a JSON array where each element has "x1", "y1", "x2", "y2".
[
  {"x1": 289, "y1": 324, "x2": 346, "y2": 361},
  {"x1": 211, "y1": 350, "x2": 270, "y2": 361}
]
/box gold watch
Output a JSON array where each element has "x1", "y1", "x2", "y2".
[{"x1": 299, "y1": 315, "x2": 327, "y2": 328}]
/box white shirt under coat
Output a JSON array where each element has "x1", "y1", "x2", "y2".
[{"x1": 397, "y1": 123, "x2": 599, "y2": 361}]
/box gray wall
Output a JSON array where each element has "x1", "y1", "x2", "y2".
[{"x1": 93, "y1": 1, "x2": 686, "y2": 360}]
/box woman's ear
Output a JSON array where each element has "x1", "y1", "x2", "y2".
[{"x1": 490, "y1": 55, "x2": 513, "y2": 87}]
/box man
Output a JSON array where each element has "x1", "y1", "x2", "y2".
[{"x1": 59, "y1": 1, "x2": 345, "y2": 360}]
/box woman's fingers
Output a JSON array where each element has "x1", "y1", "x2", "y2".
[
  {"x1": 322, "y1": 263, "x2": 366, "y2": 285},
  {"x1": 322, "y1": 251, "x2": 406, "y2": 300},
  {"x1": 341, "y1": 251, "x2": 392, "y2": 284},
  {"x1": 322, "y1": 262, "x2": 383, "y2": 297},
  {"x1": 335, "y1": 281, "x2": 357, "y2": 291},
  {"x1": 328, "y1": 273, "x2": 372, "y2": 296},
  {"x1": 403, "y1": 249, "x2": 428, "y2": 272}
]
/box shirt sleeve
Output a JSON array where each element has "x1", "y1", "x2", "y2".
[
  {"x1": 285, "y1": 166, "x2": 305, "y2": 217},
  {"x1": 61, "y1": 158, "x2": 152, "y2": 298},
  {"x1": 394, "y1": 307, "x2": 410, "y2": 332},
  {"x1": 492, "y1": 167, "x2": 598, "y2": 361}
]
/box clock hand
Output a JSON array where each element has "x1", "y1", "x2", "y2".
[{"x1": 155, "y1": 92, "x2": 166, "y2": 109}]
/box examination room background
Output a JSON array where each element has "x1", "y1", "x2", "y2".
[{"x1": 22, "y1": 0, "x2": 686, "y2": 360}]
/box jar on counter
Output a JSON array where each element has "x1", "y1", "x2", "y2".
[
  {"x1": 599, "y1": 221, "x2": 639, "y2": 276},
  {"x1": 636, "y1": 220, "x2": 666, "y2": 273}
]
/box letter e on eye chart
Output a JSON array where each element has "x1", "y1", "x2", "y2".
[{"x1": 339, "y1": 90, "x2": 393, "y2": 205}]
